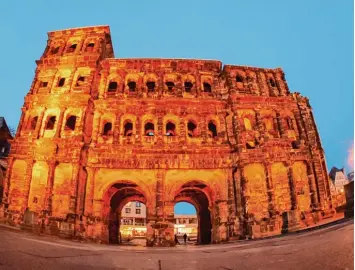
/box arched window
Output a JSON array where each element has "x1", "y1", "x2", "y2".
[
  {"x1": 246, "y1": 141, "x2": 255, "y2": 149},
  {"x1": 28, "y1": 116, "x2": 38, "y2": 130},
  {"x1": 57, "y1": 78, "x2": 65, "y2": 87},
  {"x1": 45, "y1": 116, "x2": 56, "y2": 130},
  {"x1": 269, "y1": 78, "x2": 276, "y2": 87},
  {"x1": 285, "y1": 118, "x2": 293, "y2": 130},
  {"x1": 236, "y1": 75, "x2": 244, "y2": 83},
  {"x1": 243, "y1": 118, "x2": 252, "y2": 131},
  {"x1": 184, "y1": 82, "x2": 193, "y2": 92},
  {"x1": 86, "y1": 42, "x2": 95, "y2": 51},
  {"x1": 51, "y1": 47, "x2": 60, "y2": 55},
  {"x1": 166, "y1": 122, "x2": 176, "y2": 136},
  {"x1": 144, "y1": 122, "x2": 155, "y2": 136},
  {"x1": 67, "y1": 44, "x2": 77, "y2": 53},
  {"x1": 203, "y1": 83, "x2": 212, "y2": 93},
  {"x1": 146, "y1": 81, "x2": 155, "y2": 92},
  {"x1": 127, "y1": 81, "x2": 136, "y2": 92},
  {"x1": 103, "y1": 122, "x2": 112, "y2": 136},
  {"x1": 108, "y1": 81, "x2": 118, "y2": 92},
  {"x1": 76, "y1": 76, "x2": 85, "y2": 86},
  {"x1": 65, "y1": 116, "x2": 77, "y2": 131},
  {"x1": 187, "y1": 121, "x2": 197, "y2": 137},
  {"x1": 208, "y1": 121, "x2": 217, "y2": 138},
  {"x1": 165, "y1": 81, "x2": 174, "y2": 92},
  {"x1": 124, "y1": 122, "x2": 133, "y2": 136}
]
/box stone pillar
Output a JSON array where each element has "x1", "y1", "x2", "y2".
[
  {"x1": 24, "y1": 160, "x2": 35, "y2": 211},
  {"x1": 1, "y1": 157, "x2": 14, "y2": 205},
  {"x1": 264, "y1": 163, "x2": 276, "y2": 218},
  {"x1": 113, "y1": 113, "x2": 121, "y2": 144},
  {"x1": 84, "y1": 167, "x2": 96, "y2": 217},
  {"x1": 240, "y1": 164, "x2": 251, "y2": 237},
  {"x1": 286, "y1": 163, "x2": 298, "y2": 210},
  {"x1": 54, "y1": 110, "x2": 65, "y2": 138},
  {"x1": 157, "y1": 115, "x2": 164, "y2": 145},
  {"x1": 35, "y1": 109, "x2": 46, "y2": 139},
  {"x1": 216, "y1": 200, "x2": 229, "y2": 243},
  {"x1": 135, "y1": 116, "x2": 141, "y2": 144},
  {"x1": 276, "y1": 112, "x2": 286, "y2": 138},
  {"x1": 98, "y1": 70, "x2": 108, "y2": 99},
  {"x1": 44, "y1": 161, "x2": 57, "y2": 215},
  {"x1": 307, "y1": 163, "x2": 319, "y2": 210}
]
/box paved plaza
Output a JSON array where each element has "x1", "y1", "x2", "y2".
[{"x1": 0, "y1": 220, "x2": 353, "y2": 270}]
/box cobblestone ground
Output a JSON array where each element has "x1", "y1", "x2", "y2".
[{"x1": 0, "y1": 220, "x2": 353, "y2": 270}]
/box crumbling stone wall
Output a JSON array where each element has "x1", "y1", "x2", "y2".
[{"x1": 0, "y1": 25, "x2": 334, "y2": 245}]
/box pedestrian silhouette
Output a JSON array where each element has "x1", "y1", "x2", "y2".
[
  {"x1": 175, "y1": 234, "x2": 180, "y2": 245},
  {"x1": 183, "y1": 233, "x2": 187, "y2": 244}
]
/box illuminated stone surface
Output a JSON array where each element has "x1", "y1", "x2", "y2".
[{"x1": 0, "y1": 25, "x2": 334, "y2": 246}]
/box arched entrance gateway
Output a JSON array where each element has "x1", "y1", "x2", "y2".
[
  {"x1": 103, "y1": 182, "x2": 147, "y2": 244},
  {"x1": 174, "y1": 181, "x2": 213, "y2": 245}
]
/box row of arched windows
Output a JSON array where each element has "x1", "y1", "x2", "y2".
[
  {"x1": 49, "y1": 40, "x2": 98, "y2": 56},
  {"x1": 106, "y1": 80, "x2": 213, "y2": 94},
  {"x1": 100, "y1": 119, "x2": 218, "y2": 138},
  {"x1": 25, "y1": 114, "x2": 78, "y2": 133}
]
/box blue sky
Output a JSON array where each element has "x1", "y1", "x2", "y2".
[{"x1": 0, "y1": 1, "x2": 353, "y2": 214}]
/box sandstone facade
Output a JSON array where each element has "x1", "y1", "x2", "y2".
[{"x1": 0, "y1": 26, "x2": 334, "y2": 246}]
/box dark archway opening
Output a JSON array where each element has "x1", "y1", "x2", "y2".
[
  {"x1": 174, "y1": 182, "x2": 212, "y2": 245},
  {"x1": 108, "y1": 182, "x2": 146, "y2": 245}
]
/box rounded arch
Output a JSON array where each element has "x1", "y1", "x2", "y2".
[
  {"x1": 102, "y1": 181, "x2": 149, "y2": 244},
  {"x1": 163, "y1": 114, "x2": 180, "y2": 136},
  {"x1": 173, "y1": 181, "x2": 213, "y2": 245}
]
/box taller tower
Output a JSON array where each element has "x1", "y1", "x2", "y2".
[{"x1": 2, "y1": 26, "x2": 113, "y2": 225}]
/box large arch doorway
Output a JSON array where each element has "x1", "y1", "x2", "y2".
[
  {"x1": 107, "y1": 182, "x2": 147, "y2": 245},
  {"x1": 174, "y1": 181, "x2": 212, "y2": 245},
  {"x1": 174, "y1": 202, "x2": 198, "y2": 244}
]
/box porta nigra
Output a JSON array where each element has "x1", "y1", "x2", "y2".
[{"x1": 0, "y1": 26, "x2": 334, "y2": 247}]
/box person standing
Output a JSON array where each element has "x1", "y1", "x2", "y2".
[
  {"x1": 175, "y1": 234, "x2": 180, "y2": 245},
  {"x1": 183, "y1": 233, "x2": 187, "y2": 244}
]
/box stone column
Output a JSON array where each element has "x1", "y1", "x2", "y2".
[
  {"x1": 282, "y1": 162, "x2": 301, "y2": 233},
  {"x1": 35, "y1": 109, "x2": 46, "y2": 139},
  {"x1": 307, "y1": 163, "x2": 319, "y2": 210},
  {"x1": 240, "y1": 164, "x2": 251, "y2": 237},
  {"x1": 1, "y1": 157, "x2": 14, "y2": 205},
  {"x1": 286, "y1": 163, "x2": 298, "y2": 210},
  {"x1": 84, "y1": 167, "x2": 96, "y2": 217},
  {"x1": 24, "y1": 160, "x2": 35, "y2": 211},
  {"x1": 98, "y1": 70, "x2": 108, "y2": 99},
  {"x1": 54, "y1": 110, "x2": 65, "y2": 138},
  {"x1": 216, "y1": 200, "x2": 229, "y2": 243},
  {"x1": 276, "y1": 112, "x2": 286, "y2": 138},
  {"x1": 157, "y1": 115, "x2": 164, "y2": 145},
  {"x1": 44, "y1": 161, "x2": 57, "y2": 215},
  {"x1": 264, "y1": 163, "x2": 276, "y2": 218},
  {"x1": 135, "y1": 116, "x2": 141, "y2": 144},
  {"x1": 113, "y1": 113, "x2": 121, "y2": 144}
]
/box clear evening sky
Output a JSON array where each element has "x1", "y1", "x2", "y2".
[{"x1": 0, "y1": 1, "x2": 353, "y2": 214}]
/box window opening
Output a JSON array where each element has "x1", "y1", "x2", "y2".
[
  {"x1": 65, "y1": 116, "x2": 77, "y2": 131},
  {"x1": 208, "y1": 121, "x2": 217, "y2": 138},
  {"x1": 108, "y1": 81, "x2": 118, "y2": 92},
  {"x1": 124, "y1": 122, "x2": 133, "y2": 136},
  {"x1": 45, "y1": 116, "x2": 56, "y2": 130},
  {"x1": 187, "y1": 121, "x2": 197, "y2": 137},
  {"x1": 128, "y1": 81, "x2": 136, "y2": 92},
  {"x1": 185, "y1": 81, "x2": 193, "y2": 92},
  {"x1": 145, "y1": 122, "x2": 155, "y2": 136},
  {"x1": 103, "y1": 122, "x2": 112, "y2": 136},
  {"x1": 166, "y1": 122, "x2": 176, "y2": 136}
]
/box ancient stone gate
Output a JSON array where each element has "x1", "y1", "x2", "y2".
[{"x1": 0, "y1": 25, "x2": 334, "y2": 246}]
